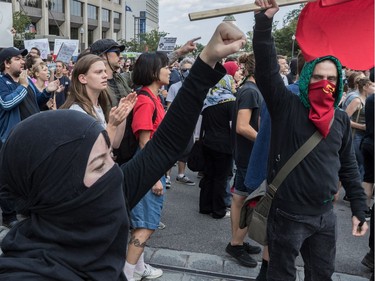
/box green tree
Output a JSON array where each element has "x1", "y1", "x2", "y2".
[
  {"x1": 272, "y1": 5, "x2": 304, "y2": 59},
  {"x1": 243, "y1": 30, "x2": 253, "y2": 53},
  {"x1": 13, "y1": 11, "x2": 35, "y2": 49},
  {"x1": 120, "y1": 30, "x2": 169, "y2": 52}
]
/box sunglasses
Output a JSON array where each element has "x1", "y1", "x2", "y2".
[
  {"x1": 180, "y1": 68, "x2": 190, "y2": 73},
  {"x1": 107, "y1": 50, "x2": 121, "y2": 56}
]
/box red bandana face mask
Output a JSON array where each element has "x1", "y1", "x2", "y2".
[{"x1": 308, "y1": 80, "x2": 336, "y2": 138}]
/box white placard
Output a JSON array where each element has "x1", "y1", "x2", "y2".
[
  {"x1": 157, "y1": 37, "x2": 177, "y2": 52},
  {"x1": 54, "y1": 39, "x2": 79, "y2": 56},
  {"x1": 24, "y1": 38, "x2": 50, "y2": 59},
  {"x1": 55, "y1": 42, "x2": 76, "y2": 64},
  {"x1": 0, "y1": 3, "x2": 14, "y2": 48}
]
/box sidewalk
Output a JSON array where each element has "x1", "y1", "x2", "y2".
[
  {"x1": 0, "y1": 226, "x2": 370, "y2": 280},
  {"x1": 144, "y1": 247, "x2": 370, "y2": 281}
]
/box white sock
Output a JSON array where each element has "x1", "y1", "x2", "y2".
[
  {"x1": 178, "y1": 174, "x2": 184, "y2": 178},
  {"x1": 124, "y1": 262, "x2": 136, "y2": 280},
  {"x1": 135, "y1": 253, "x2": 145, "y2": 273}
]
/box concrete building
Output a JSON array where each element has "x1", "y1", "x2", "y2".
[{"x1": 3, "y1": 0, "x2": 159, "y2": 50}]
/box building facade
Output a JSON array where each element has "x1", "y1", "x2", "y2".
[{"x1": 3, "y1": 0, "x2": 158, "y2": 50}]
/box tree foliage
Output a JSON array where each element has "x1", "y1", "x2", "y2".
[
  {"x1": 272, "y1": 4, "x2": 304, "y2": 59},
  {"x1": 13, "y1": 11, "x2": 35, "y2": 49},
  {"x1": 120, "y1": 30, "x2": 168, "y2": 52}
]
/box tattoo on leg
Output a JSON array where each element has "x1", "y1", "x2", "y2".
[{"x1": 129, "y1": 235, "x2": 147, "y2": 248}]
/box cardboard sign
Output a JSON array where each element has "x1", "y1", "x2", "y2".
[
  {"x1": 54, "y1": 39, "x2": 79, "y2": 56},
  {"x1": 24, "y1": 38, "x2": 50, "y2": 59},
  {"x1": 0, "y1": 3, "x2": 15, "y2": 48},
  {"x1": 55, "y1": 42, "x2": 76, "y2": 64},
  {"x1": 157, "y1": 37, "x2": 177, "y2": 52}
]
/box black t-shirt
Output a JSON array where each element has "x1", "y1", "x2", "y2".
[
  {"x1": 19, "y1": 86, "x2": 40, "y2": 120},
  {"x1": 232, "y1": 81, "x2": 263, "y2": 168},
  {"x1": 201, "y1": 101, "x2": 235, "y2": 155},
  {"x1": 54, "y1": 75, "x2": 71, "y2": 108},
  {"x1": 363, "y1": 94, "x2": 374, "y2": 144}
]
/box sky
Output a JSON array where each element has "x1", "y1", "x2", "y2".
[{"x1": 159, "y1": 1, "x2": 301, "y2": 46}]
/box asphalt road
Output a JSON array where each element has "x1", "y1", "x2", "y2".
[{"x1": 149, "y1": 166, "x2": 373, "y2": 280}]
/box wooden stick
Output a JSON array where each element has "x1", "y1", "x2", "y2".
[{"x1": 189, "y1": 0, "x2": 310, "y2": 21}]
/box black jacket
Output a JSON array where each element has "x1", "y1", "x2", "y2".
[{"x1": 253, "y1": 13, "x2": 367, "y2": 220}]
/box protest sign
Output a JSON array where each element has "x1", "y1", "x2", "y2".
[
  {"x1": 55, "y1": 42, "x2": 76, "y2": 64},
  {"x1": 157, "y1": 37, "x2": 177, "y2": 52},
  {"x1": 0, "y1": 3, "x2": 14, "y2": 48},
  {"x1": 24, "y1": 39, "x2": 50, "y2": 59},
  {"x1": 54, "y1": 39, "x2": 79, "y2": 56}
]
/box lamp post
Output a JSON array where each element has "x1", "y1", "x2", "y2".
[
  {"x1": 80, "y1": 27, "x2": 84, "y2": 53},
  {"x1": 291, "y1": 34, "x2": 296, "y2": 59}
]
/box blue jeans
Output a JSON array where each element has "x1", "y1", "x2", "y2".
[
  {"x1": 353, "y1": 132, "x2": 365, "y2": 179},
  {"x1": 267, "y1": 206, "x2": 337, "y2": 281},
  {"x1": 233, "y1": 166, "x2": 249, "y2": 197},
  {"x1": 130, "y1": 176, "x2": 166, "y2": 230}
]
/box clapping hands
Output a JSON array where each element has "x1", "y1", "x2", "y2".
[{"x1": 108, "y1": 92, "x2": 137, "y2": 127}]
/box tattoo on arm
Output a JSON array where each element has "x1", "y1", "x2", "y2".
[
  {"x1": 167, "y1": 51, "x2": 179, "y2": 65},
  {"x1": 128, "y1": 235, "x2": 147, "y2": 248}
]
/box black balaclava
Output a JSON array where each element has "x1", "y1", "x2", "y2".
[{"x1": 0, "y1": 110, "x2": 128, "y2": 281}]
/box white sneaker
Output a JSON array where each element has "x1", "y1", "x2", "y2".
[
  {"x1": 224, "y1": 210, "x2": 231, "y2": 218},
  {"x1": 133, "y1": 264, "x2": 163, "y2": 280}
]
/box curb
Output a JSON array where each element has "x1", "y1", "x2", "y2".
[{"x1": 144, "y1": 247, "x2": 370, "y2": 281}]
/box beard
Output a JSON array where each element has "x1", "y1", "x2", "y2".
[
  {"x1": 12, "y1": 70, "x2": 22, "y2": 78},
  {"x1": 110, "y1": 61, "x2": 120, "y2": 71}
]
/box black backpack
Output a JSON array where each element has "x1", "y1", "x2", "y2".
[{"x1": 113, "y1": 90, "x2": 157, "y2": 165}]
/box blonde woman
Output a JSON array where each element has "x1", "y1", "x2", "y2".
[{"x1": 31, "y1": 62, "x2": 64, "y2": 110}]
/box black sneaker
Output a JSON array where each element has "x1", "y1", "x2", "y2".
[
  {"x1": 243, "y1": 242, "x2": 262, "y2": 255},
  {"x1": 225, "y1": 243, "x2": 258, "y2": 268},
  {"x1": 362, "y1": 250, "x2": 374, "y2": 270},
  {"x1": 2, "y1": 219, "x2": 18, "y2": 229},
  {"x1": 365, "y1": 209, "x2": 372, "y2": 221}
]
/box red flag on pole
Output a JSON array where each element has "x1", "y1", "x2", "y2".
[{"x1": 296, "y1": 0, "x2": 374, "y2": 70}]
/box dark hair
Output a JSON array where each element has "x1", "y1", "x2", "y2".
[
  {"x1": 357, "y1": 77, "x2": 372, "y2": 92},
  {"x1": 347, "y1": 71, "x2": 364, "y2": 90},
  {"x1": 30, "y1": 47, "x2": 41, "y2": 56},
  {"x1": 25, "y1": 55, "x2": 41, "y2": 71},
  {"x1": 238, "y1": 52, "x2": 255, "y2": 78},
  {"x1": 55, "y1": 60, "x2": 66, "y2": 68},
  {"x1": 132, "y1": 52, "x2": 169, "y2": 86},
  {"x1": 370, "y1": 67, "x2": 374, "y2": 83},
  {"x1": 0, "y1": 58, "x2": 14, "y2": 73}
]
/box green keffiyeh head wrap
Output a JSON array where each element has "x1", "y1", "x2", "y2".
[{"x1": 299, "y1": 55, "x2": 343, "y2": 109}]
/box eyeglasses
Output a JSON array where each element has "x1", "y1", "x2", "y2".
[{"x1": 180, "y1": 68, "x2": 190, "y2": 73}]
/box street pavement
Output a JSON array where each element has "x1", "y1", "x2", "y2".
[{"x1": 146, "y1": 166, "x2": 373, "y2": 280}]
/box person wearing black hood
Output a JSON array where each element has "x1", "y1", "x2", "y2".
[
  {"x1": 253, "y1": 1, "x2": 368, "y2": 280},
  {"x1": 0, "y1": 22, "x2": 246, "y2": 281}
]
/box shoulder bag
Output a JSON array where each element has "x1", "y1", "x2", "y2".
[{"x1": 239, "y1": 130, "x2": 323, "y2": 245}]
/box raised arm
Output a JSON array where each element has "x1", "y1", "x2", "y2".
[{"x1": 123, "y1": 22, "x2": 246, "y2": 208}]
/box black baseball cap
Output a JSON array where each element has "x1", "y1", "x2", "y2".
[
  {"x1": 0, "y1": 47, "x2": 28, "y2": 65},
  {"x1": 90, "y1": 39, "x2": 125, "y2": 55}
]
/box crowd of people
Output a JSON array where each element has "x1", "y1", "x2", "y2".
[{"x1": 0, "y1": 0, "x2": 373, "y2": 280}]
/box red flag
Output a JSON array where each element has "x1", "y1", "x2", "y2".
[{"x1": 296, "y1": 0, "x2": 374, "y2": 70}]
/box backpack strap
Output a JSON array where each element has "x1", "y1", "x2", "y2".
[{"x1": 137, "y1": 90, "x2": 158, "y2": 123}]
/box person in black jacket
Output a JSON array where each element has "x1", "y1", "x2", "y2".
[
  {"x1": 0, "y1": 22, "x2": 246, "y2": 281},
  {"x1": 253, "y1": 1, "x2": 368, "y2": 280}
]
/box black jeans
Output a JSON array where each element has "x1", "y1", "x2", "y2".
[
  {"x1": 199, "y1": 145, "x2": 232, "y2": 218},
  {"x1": 267, "y1": 206, "x2": 336, "y2": 281},
  {"x1": 0, "y1": 197, "x2": 17, "y2": 224}
]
